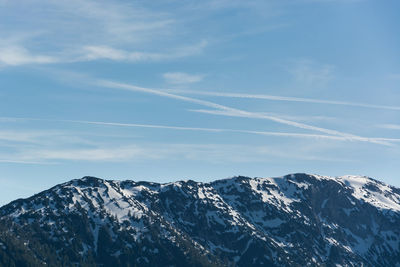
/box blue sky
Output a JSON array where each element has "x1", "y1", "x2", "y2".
[{"x1": 1, "y1": 0, "x2": 399, "y2": 205}]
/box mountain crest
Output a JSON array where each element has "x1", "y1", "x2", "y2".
[{"x1": 0, "y1": 173, "x2": 399, "y2": 266}]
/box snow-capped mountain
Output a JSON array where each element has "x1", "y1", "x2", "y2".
[{"x1": 0, "y1": 173, "x2": 399, "y2": 266}]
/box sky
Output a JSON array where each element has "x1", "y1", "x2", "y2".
[{"x1": 0, "y1": 0, "x2": 400, "y2": 205}]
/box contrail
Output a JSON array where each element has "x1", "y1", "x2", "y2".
[
  {"x1": 0, "y1": 159, "x2": 56, "y2": 165},
  {"x1": 2, "y1": 116, "x2": 400, "y2": 144},
  {"x1": 166, "y1": 89, "x2": 400, "y2": 111},
  {"x1": 70, "y1": 119, "x2": 400, "y2": 143},
  {"x1": 379, "y1": 124, "x2": 400, "y2": 130},
  {"x1": 96, "y1": 80, "x2": 393, "y2": 146},
  {"x1": 65, "y1": 119, "x2": 350, "y2": 141}
]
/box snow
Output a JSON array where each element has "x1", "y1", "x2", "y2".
[
  {"x1": 2, "y1": 173, "x2": 400, "y2": 266},
  {"x1": 271, "y1": 235, "x2": 294, "y2": 248},
  {"x1": 326, "y1": 237, "x2": 339, "y2": 246},
  {"x1": 104, "y1": 182, "x2": 121, "y2": 200},
  {"x1": 197, "y1": 188, "x2": 206, "y2": 199},
  {"x1": 342, "y1": 228, "x2": 373, "y2": 254},
  {"x1": 248, "y1": 178, "x2": 295, "y2": 212},
  {"x1": 122, "y1": 185, "x2": 157, "y2": 197},
  {"x1": 337, "y1": 175, "x2": 400, "y2": 212}
]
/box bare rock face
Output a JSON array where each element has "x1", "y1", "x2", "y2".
[{"x1": 0, "y1": 173, "x2": 399, "y2": 266}]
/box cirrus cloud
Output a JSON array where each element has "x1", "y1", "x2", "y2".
[{"x1": 163, "y1": 72, "x2": 204, "y2": 84}]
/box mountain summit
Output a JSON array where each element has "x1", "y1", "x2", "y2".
[{"x1": 0, "y1": 173, "x2": 399, "y2": 266}]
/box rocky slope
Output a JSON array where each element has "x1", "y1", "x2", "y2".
[{"x1": 0, "y1": 173, "x2": 399, "y2": 266}]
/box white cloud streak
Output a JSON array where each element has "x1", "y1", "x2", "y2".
[
  {"x1": 163, "y1": 72, "x2": 204, "y2": 84},
  {"x1": 288, "y1": 59, "x2": 334, "y2": 88},
  {"x1": 0, "y1": 159, "x2": 56, "y2": 165},
  {"x1": 0, "y1": 41, "x2": 208, "y2": 66},
  {"x1": 166, "y1": 89, "x2": 400, "y2": 111},
  {"x1": 0, "y1": 46, "x2": 57, "y2": 66},
  {"x1": 3, "y1": 117, "x2": 400, "y2": 144},
  {"x1": 0, "y1": 0, "x2": 207, "y2": 66},
  {"x1": 2, "y1": 117, "x2": 397, "y2": 165},
  {"x1": 190, "y1": 109, "x2": 400, "y2": 143},
  {"x1": 97, "y1": 80, "x2": 393, "y2": 146},
  {"x1": 0, "y1": 143, "x2": 355, "y2": 164},
  {"x1": 0, "y1": 129, "x2": 103, "y2": 148},
  {"x1": 26, "y1": 147, "x2": 143, "y2": 162},
  {"x1": 79, "y1": 41, "x2": 207, "y2": 62},
  {"x1": 0, "y1": 130, "x2": 46, "y2": 143},
  {"x1": 71, "y1": 119, "x2": 400, "y2": 143},
  {"x1": 64, "y1": 119, "x2": 352, "y2": 141},
  {"x1": 378, "y1": 124, "x2": 400, "y2": 130}
]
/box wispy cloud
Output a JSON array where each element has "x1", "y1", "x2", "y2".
[
  {"x1": 4, "y1": 117, "x2": 400, "y2": 156},
  {"x1": 166, "y1": 89, "x2": 400, "y2": 111},
  {"x1": 2, "y1": 0, "x2": 173, "y2": 44},
  {"x1": 78, "y1": 41, "x2": 207, "y2": 62},
  {"x1": 288, "y1": 59, "x2": 334, "y2": 88},
  {"x1": 63, "y1": 119, "x2": 355, "y2": 141},
  {"x1": 0, "y1": 117, "x2": 26, "y2": 122},
  {"x1": 0, "y1": 0, "x2": 288, "y2": 68},
  {"x1": 80, "y1": 46, "x2": 127, "y2": 61},
  {"x1": 190, "y1": 109, "x2": 400, "y2": 144},
  {"x1": 2, "y1": 117, "x2": 394, "y2": 165},
  {"x1": 0, "y1": 0, "x2": 207, "y2": 66},
  {"x1": 24, "y1": 147, "x2": 144, "y2": 162},
  {"x1": 52, "y1": 0, "x2": 174, "y2": 44},
  {"x1": 97, "y1": 80, "x2": 393, "y2": 146},
  {"x1": 0, "y1": 41, "x2": 208, "y2": 66},
  {"x1": 0, "y1": 142, "x2": 354, "y2": 164},
  {"x1": 378, "y1": 124, "x2": 400, "y2": 130},
  {"x1": 0, "y1": 46, "x2": 57, "y2": 66},
  {"x1": 0, "y1": 129, "x2": 101, "y2": 148},
  {"x1": 0, "y1": 130, "x2": 47, "y2": 143},
  {"x1": 0, "y1": 159, "x2": 55, "y2": 165},
  {"x1": 0, "y1": 117, "x2": 360, "y2": 142},
  {"x1": 163, "y1": 72, "x2": 204, "y2": 84},
  {"x1": 76, "y1": 119, "x2": 400, "y2": 143}
]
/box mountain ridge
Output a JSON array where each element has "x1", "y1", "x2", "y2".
[{"x1": 0, "y1": 173, "x2": 399, "y2": 266}]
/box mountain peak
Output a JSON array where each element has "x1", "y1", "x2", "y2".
[{"x1": 1, "y1": 173, "x2": 399, "y2": 266}]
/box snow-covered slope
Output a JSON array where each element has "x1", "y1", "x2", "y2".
[{"x1": 0, "y1": 173, "x2": 399, "y2": 266}]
